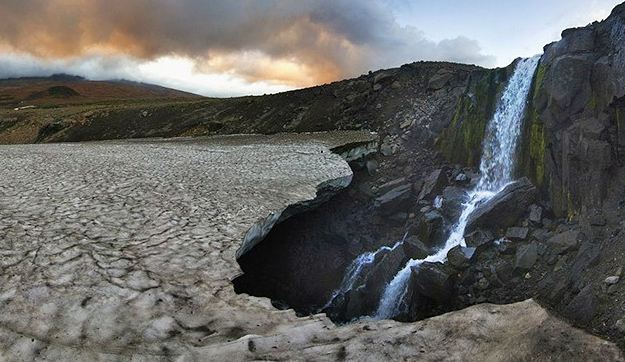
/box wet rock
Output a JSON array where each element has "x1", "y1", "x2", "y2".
[
  {"x1": 403, "y1": 236, "x2": 430, "y2": 259},
  {"x1": 343, "y1": 245, "x2": 407, "y2": 319},
  {"x1": 515, "y1": 242, "x2": 538, "y2": 272},
  {"x1": 447, "y1": 246, "x2": 477, "y2": 269},
  {"x1": 565, "y1": 285, "x2": 598, "y2": 325},
  {"x1": 505, "y1": 227, "x2": 529, "y2": 241},
  {"x1": 547, "y1": 230, "x2": 585, "y2": 254},
  {"x1": 616, "y1": 319, "x2": 625, "y2": 334},
  {"x1": 454, "y1": 172, "x2": 470, "y2": 184},
  {"x1": 418, "y1": 169, "x2": 449, "y2": 201},
  {"x1": 374, "y1": 183, "x2": 413, "y2": 216},
  {"x1": 417, "y1": 211, "x2": 447, "y2": 248},
  {"x1": 465, "y1": 178, "x2": 538, "y2": 234},
  {"x1": 440, "y1": 186, "x2": 468, "y2": 221},
  {"x1": 496, "y1": 240, "x2": 516, "y2": 255},
  {"x1": 413, "y1": 262, "x2": 456, "y2": 304},
  {"x1": 464, "y1": 229, "x2": 495, "y2": 249}
]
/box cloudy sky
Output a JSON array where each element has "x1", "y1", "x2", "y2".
[{"x1": 0, "y1": 0, "x2": 621, "y2": 97}]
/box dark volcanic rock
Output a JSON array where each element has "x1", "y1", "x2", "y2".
[
  {"x1": 417, "y1": 211, "x2": 447, "y2": 248},
  {"x1": 374, "y1": 183, "x2": 413, "y2": 216},
  {"x1": 418, "y1": 169, "x2": 449, "y2": 201},
  {"x1": 547, "y1": 230, "x2": 585, "y2": 254},
  {"x1": 465, "y1": 178, "x2": 538, "y2": 234},
  {"x1": 376, "y1": 177, "x2": 410, "y2": 196},
  {"x1": 447, "y1": 246, "x2": 477, "y2": 269},
  {"x1": 565, "y1": 285, "x2": 598, "y2": 325},
  {"x1": 412, "y1": 262, "x2": 456, "y2": 304},
  {"x1": 505, "y1": 227, "x2": 530, "y2": 241},
  {"x1": 441, "y1": 186, "x2": 468, "y2": 221},
  {"x1": 464, "y1": 229, "x2": 495, "y2": 249},
  {"x1": 528, "y1": 204, "x2": 543, "y2": 225},
  {"x1": 570, "y1": 241, "x2": 602, "y2": 286},
  {"x1": 403, "y1": 236, "x2": 430, "y2": 259},
  {"x1": 515, "y1": 241, "x2": 538, "y2": 272},
  {"x1": 522, "y1": 5, "x2": 625, "y2": 217}
]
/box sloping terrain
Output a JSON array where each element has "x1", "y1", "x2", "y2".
[{"x1": 0, "y1": 62, "x2": 482, "y2": 144}]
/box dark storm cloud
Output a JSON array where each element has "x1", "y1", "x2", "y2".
[{"x1": 0, "y1": 0, "x2": 495, "y2": 85}]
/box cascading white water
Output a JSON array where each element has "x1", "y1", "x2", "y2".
[
  {"x1": 319, "y1": 239, "x2": 404, "y2": 312},
  {"x1": 375, "y1": 55, "x2": 541, "y2": 319}
]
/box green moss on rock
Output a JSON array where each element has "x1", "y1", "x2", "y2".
[{"x1": 437, "y1": 69, "x2": 505, "y2": 166}]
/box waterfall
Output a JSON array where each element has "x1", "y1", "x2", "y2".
[
  {"x1": 375, "y1": 55, "x2": 541, "y2": 319},
  {"x1": 318, "y1": 239, "x2": 405, "y2": 312}
]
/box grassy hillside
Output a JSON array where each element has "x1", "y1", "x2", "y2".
[{"x1": 0, "y1": 74, "x2": 201, "y2": 109}]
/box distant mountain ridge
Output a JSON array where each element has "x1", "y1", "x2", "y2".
[{"x1": 0, "y1": 74, "x2": 202, "y2": 108}]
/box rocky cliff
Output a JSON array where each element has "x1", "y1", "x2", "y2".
[{"x1": 521, "y1": 2, "x2": 625, "y2": 217}]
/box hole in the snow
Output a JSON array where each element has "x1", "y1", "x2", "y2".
[{"x1": 232, "y1": 169, "x2": 455, "y2": 324}]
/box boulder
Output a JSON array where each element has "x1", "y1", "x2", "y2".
[
  {"x1": 454, "y1": 172, "x2": 470, "y2": 184},
  {"x1": 418, "y1": 169, "x2": 449, "y2": 201},
  {"x1": 464, "y1": 229, "x2": 495, "y2": 249},
  {"x1": 374, "y1": 183, "x2": 413, "y2": 216},
  {"x1": 538, "y1": 274, "x2": 573, "y2": 303},
  {"x1": 376, "y1": 177, "x2": 410, "y2": 196},
  {"x1": 565, "y1": 285, "x2": 598, "y2": 325},
  {"x1": 440, "y1": 186, "x2": 468, "y2": 221},
  {"x1": 447, "y1": 246, "x2": 477, "y2": 269},
  {"x1": 570, "y1": 241, "x2": 602, "y2": 287},
  {"x1": 417, "y1": 211, "x2": 447, "y2": 248},
  {"x1": 465, "y1": 178, "x2": 538, "y2": 234},
  {"x1": 505, "y1": 227, "x2": 530, "y2": 241},
  {"x1": 412, "y1": 262, "x2": 456, "y2": 304},
  {"x1": 515, "y1": 241, "x2": 538, "y2": 272},
  {"x1": 403, "y1": 236, "x2": 431, "y2": 259},
  {"x1": 547, "y1": 230, "x2": 585, "y2": 254},
  {"x1": 528, "y1": 204, "x2": 543, "y2": 224},
  {"x1": 605, "y1": 276, "x2": 620, "y2": 285}
]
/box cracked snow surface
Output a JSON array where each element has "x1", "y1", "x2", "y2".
[{"x1": 0, "y1": 133, "x2": 361, "y2": 360}]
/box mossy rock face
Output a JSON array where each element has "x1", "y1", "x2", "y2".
[
  {"x1": 436, "y1": 68, "x2": 508, "y2": 167},
  {"x1": 519, "y1": 61, "x2": 549, "y2": 189}
]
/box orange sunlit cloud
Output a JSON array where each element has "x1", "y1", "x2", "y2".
[{"x1": 0, "y1": 0, "x2": 495, "y2": 95}]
